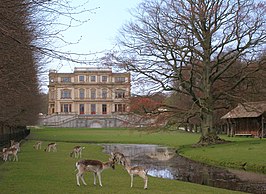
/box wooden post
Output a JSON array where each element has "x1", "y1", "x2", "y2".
[{"x1": 226, "y1": 120, "x2": 230, "y2": 136}]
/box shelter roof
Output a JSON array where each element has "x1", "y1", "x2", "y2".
[{"x1": 221, "y1": 101, "x2": 266, "y2": 119}]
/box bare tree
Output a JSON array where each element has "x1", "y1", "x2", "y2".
[
  {"x1": 0, "y1": 0, "x2": 40, "y2": 128},
  {"x1": 108, "y1": 0, "x2": 266, "y2": 144},
  {"x1": 235, "y1": 53, "x2": 266, "y2": 102},
  {"x1": 0, "y1": 0, "x2": 95, "y2": 137}
]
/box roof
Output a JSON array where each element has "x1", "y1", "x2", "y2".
[
  {"x1": 221, "y1": 101, "x2": 266, "y2": 119},
  {"x1": 74, "y1": 67, "x2": 112, "y2": 72}
]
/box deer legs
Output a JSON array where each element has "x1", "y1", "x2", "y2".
[
  {"x1": 76, "y1": 172, "x2": 87, "y2": 186},
  {"x1": 76, "y1": 172, "x2": 103, "y2": 187},
  {"x1": 130, "y1": 172, "x2": 148, "y2": 189},
  {"x1": 93, "y1": 172, "x2": 102, "y2": 187}
]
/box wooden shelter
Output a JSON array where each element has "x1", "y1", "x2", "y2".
[{"x1": 221, "y1": 102, "x2": 266, "y2": 137}]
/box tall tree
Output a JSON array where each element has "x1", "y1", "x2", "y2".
[
  {"x1": 0, "y1": 0, "x2": 93, "y2": 131},
  {"x1": 0, "y1": 0, "x2": 41, "y2": 128},
  {"x1": 109, "y1": 0, "x2": 266, "y2": 144}
]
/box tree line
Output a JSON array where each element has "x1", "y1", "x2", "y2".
[
  {"x1": 0, "y1": 0, "x2": 41, "y2": 132},
  {"x1": 0, "y1": 0, "x2": 92, "y2": 136}
]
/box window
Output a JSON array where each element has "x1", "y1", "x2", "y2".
[
  {"x1": 61, "y1": 77, "x2": 71, "y2": 82},
  {"x1": 91, "y1": 104, "x2": 96, "y2": 114},
  {"x1": 61, "y1": 89, "x2": 71, "y2": 99},
  {"x1": 90, "y1": 75, "x2": 96, "y2": 82},
  {"x1": 102, "y1": 104, "x2": 107, "y2": 114},
  {"x1": 115, "y1": 89, "x2": 125, "y2": 98},
  {"x1": 115, "y1": 77, "x2": 125, "y2": 83},
  {"x1": 102, "y1": 89, "x2": 107, "y2": 99},
  {"x1": 79, "y1": 75, "x2": 85, "y2": 82},
  {"x1": 80, "y1": 104, "x2": 84, "y2": 114},
  {"x1": 102, "y1": 76, "x2": 108, "y2": 82},
  {"x1": 60, "y1": 104, "x2": 72, "y2": 113},
  {"x1": 79, "y1": 89, "x2": 85, "y2": 99},
  {"x1": 91, "y1": 89, "x2": 96, "y2": 99},
  {"x1": 50, "y1": 91, "x2": 55, "y2": 100},
  {"x1": 115, "y1": 104, "x2": 126, "y2": 112}
]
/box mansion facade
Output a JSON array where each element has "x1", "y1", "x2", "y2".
[{"x1": 48, "y1": 67, "x2": 131, "y2": 116}]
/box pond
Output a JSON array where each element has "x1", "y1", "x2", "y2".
[{"x1": 102, "y1": 144, "x2": 266, "y2": 194}]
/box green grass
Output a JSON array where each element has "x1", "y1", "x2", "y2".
[
  {"x1": 28, "y1": 127, "x2": 200, "y2": 147},
  {"x1": 180, "y1": 137, "x2": 266, "y2": 173},
  {"x1": 0, "y1": 140, "x2": 243, "y2": 194},
  {"x1": 1, "y1": 127, "x2": 265, "y2": 193},
  {"x1": 27, "y1": 127, "x2": 266, "y2": 174}
]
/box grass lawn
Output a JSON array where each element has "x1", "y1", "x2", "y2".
[
  {"x1": 0, "y1": 141, "x2": 243, "y2": 194},
  {"x1": 27, "y1": 127, "x2": 201, "y2": 146},
  {"x1": 27, "y1": 127, "x2": 266, "y2": 173},
  {"x1": 0, "y1": 127, "x2": 264, "y2": 194},
  {"x1": 180, "y1": 137, "x2": 266, "y2": 173}
]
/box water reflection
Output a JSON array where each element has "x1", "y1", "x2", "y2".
[
  {"x1": 102, "y1": 144, "x2": 266, "y2": 194},
  {"x1": 148, "y1": 168, "x2": 175, "y2": 179}
]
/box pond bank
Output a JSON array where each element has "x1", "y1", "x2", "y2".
[{"x1": 102, "y1": 143, "x2": 266, "y2": 194}]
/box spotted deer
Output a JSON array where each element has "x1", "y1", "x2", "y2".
[
  {"x1": 122, "y1": 160, "x2": 148, "y2": 189},
  {"x1": 33, "y1": 141, "x2": 42, "y2": 150},
  {"x1": 75, "y1": 159, "x2": 115, "y2": 187},
  {"x1": 44, "y1": 143, "x2": 57, "y2": 152},
  {"x1": 110, "y1": 152, "x2": 130, "y2": 166},
  {"x1": 10, "y1": 140, "x2": 20, "y2": 151},
  {"x1": 2, "y1": 147, "x2": 18, "y2": 162},
  {"x1": 70, "y1": 146, "x2": 85, "y2": 158}
]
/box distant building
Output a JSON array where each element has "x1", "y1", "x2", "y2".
[
  {"x1": 41, "y1": 67, "x2": 132, "y2": 128},
  {"x1": 48, "y1": 67, "x2": 130, "y2": 115}
]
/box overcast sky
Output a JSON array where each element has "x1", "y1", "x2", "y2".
[{"x1": 49, "y1": 0, "x2": 142, "y2": 73}]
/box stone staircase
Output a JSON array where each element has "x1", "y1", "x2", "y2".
[{"x1": 39, "y1": 113, "x2": 152, "y2": 128}]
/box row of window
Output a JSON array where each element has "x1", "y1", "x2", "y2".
[
  {"x1": 60, "y1": 89, "x2": 126, "y2": 99},
  {"x1": 60, "y1": 76, "x2": 126, "y2": 83},
  {"x1": 60, "y1": 103, "x2": 126, "y2": 114}
]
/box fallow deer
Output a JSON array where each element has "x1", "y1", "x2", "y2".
[
  {"x1": 33, "y1": 141, "x2": 42, "y2": 150},
  {"x1": 10, "y1": 140, "x2": 20, "y2": 151},
  {"x1": 122, "y1": 160, "x2": 148, "y2": 189},
  {"x1": 110, "y1": 152, "x2": 130, "y2": 166},
  {"x1": 2, "y1": 147, "x2": 18, "y2": 162},
  {"x1": 1, "y1": 147, "x2": 8, "y2": 160},
  {"x1": 70, "y1": 146, "x2": 85, "y2": 158},
  {"x1": 75, "y1": 159, "x2": 115, "y2": 187},
  {"x1": 44, "y1": 142, "x2": 57, "y2": 152}
]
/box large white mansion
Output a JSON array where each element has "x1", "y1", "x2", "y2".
[{"x1": 40, "y1": 67, "x2": 134, "y2": 128}]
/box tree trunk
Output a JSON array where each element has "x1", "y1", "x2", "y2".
[
  {"x1": 196, "y1": 61, "x2": 226, "y2": 145},
  {"x1": 201, "y1": 110, "x2": 213, "y2": 137},
  {"x1": 197, "y1": 104, "x2": 226, "y2": 146}
]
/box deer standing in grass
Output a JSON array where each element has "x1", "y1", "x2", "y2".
[
  {"x1": 10, "y1": 140, "x2": 20, "y2": 151},
  {"x1": 75, "y1": 159, "x2": 115, "y2": 187},
  {"x1": 44, "y1": 143, "x2": 57, "y2": 152},
  {"x1": 121, "y1": 160, "x2": 148, "y2": 189},
  {"x1": 70, "y1": 146, "x2": 85, "y2": 158},
  {"x1": 110, "y1": 152, "x2": 148, "y2": 189},
  {"x1": 33, "y1": 141, "x2": 42, "y2": 150},
  {"x1": 2, "y1": 147, "x2": 18, "y2": 162}
]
